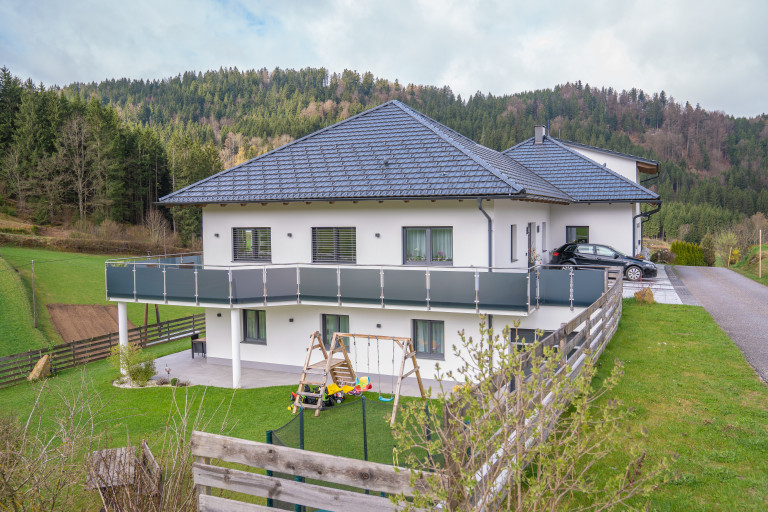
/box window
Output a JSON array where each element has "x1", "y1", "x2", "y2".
[
  {"x1": 322, "y1": 314, "x2": 349, "y2": 349},
  {"x1": 566, "y1": 226, "x2": 589, "y2": 244},
  {"x1": 242, "y1": 310, "x2": 266, "y2": 344},
  {"x1": 413, "y1": 319, "x2": 444, "y2": 358},
  {"x1": 576, "y1": 245, "x2": 595, "y2": 254},
  {"x1": 233, "y1": 228, "x2": 271, "y2": 262},
  {"x1": 595, "y1": 245, "x2": 616, "y2": 257},
  {"x1": 312, "y1": 227, "x2": 356, "y2": 263},
  {"x1": 404, "y1": 227, "x2": 453, "y2": 264},
  {"x1": 541, "y1": 222, "x2": 547, "y2": 251},
  {"x1": 510, "y1": 224, "x2": 518, "y2": 262}
]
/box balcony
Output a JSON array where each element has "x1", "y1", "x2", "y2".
[{"x1": 105, "y1": 254, "x2": 609, "y2": 315}]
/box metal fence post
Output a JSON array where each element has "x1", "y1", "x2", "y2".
[
  {"x1": 363, "y1": 397, "x2": 370, "y2": 495},
  {"x1": 265, "y1": 430, "x2": 274, "y2": 508},
  {"x1": 296, "y1": 409, "x2": 305, "y2": 512}
]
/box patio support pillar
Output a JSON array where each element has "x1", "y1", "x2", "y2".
[
  {"x1": 117, "y1": 301, "x2": 128, "y2": 375},
  {"x1": 231, "y1": 309, "x2": 241, "y2": 388}
]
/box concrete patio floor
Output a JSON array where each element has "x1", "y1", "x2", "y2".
[
  {"x1": 152, "y1": 349, "x2": 438, "y2": 398},
  {"x1": 621, "y1": 264, "x2": 697, "y2": 305}
]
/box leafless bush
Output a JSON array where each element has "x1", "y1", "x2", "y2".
[
  {"x1": 144, "y1": 208, "x2": 170, "y2": 246},
  {"x1": 0, "y1": 370, "x2": 109, "y2": 511}
]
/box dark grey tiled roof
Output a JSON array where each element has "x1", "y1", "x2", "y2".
[
  {"x1": 159, "y1": 100, "x2": 572, "y2": 205},
  {"x1": 503, "y1": 136, "x2": 660, "y2": 202}
]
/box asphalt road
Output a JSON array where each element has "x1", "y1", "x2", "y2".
[{"x1": 675, "y1": 266, "x2": 768, "y2": 383}]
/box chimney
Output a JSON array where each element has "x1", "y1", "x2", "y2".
[{"x1": 534, "y1": 125, "x2": 546, "y2": 145}]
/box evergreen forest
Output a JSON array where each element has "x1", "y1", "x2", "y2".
[{"x1": 1, "y1": 65, "x2": 766, "y2": 245}]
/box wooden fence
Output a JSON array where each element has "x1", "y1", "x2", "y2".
[
  {"x1": 191, "y1": 430, "x2": 430, "y2": 512},
  {"x1": 454, "y1": 270, "x2": 624, "y2": 510},
  {"x1": 0, "y1": 314, "x2": 205, "y2": 388}
]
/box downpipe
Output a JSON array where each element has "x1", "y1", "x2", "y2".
[
  {"x1": 632, "y1": 203, "x2": 661, "y2": 256},
  {"x1": 478, "y1": 198, "x2": 494, "y2": 333}
]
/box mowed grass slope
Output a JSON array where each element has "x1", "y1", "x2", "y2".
[
  {"x1": 594, "y1": 301, "x2": 768, "y2": 511},
  {"x1": 0, "y1": 246, "x2": 201, "y2": 346},
  {"x1": 0, "y1": 256, "x2": 47, "y2": 355}
]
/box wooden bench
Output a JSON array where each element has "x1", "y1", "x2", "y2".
[{"x1": 86, "y1": 440, "x2": 162, "y2": 510}]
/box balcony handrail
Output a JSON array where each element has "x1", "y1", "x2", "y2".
[{"x1": 105, "y1": 251, "x2": 203, "y2": 264}]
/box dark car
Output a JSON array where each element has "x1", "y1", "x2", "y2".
[{"x1": 550, "y1": 243, "x2": 657, "y2": 281}]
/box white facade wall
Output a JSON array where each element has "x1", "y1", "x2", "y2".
[
  {"x1": 204, "y1": 304, "x2": 582, "y2": 381},
  {"x1": 202, "y1": 200, "x2": 491, "y2": 268},
  {"x1": 197, "y1": 197, "x2": 624, "y2": 382},
  {"x1": 549, "y1": 203, "x2": 634, "y2": 255}
]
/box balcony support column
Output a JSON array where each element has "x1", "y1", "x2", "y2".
[
  {"x1": 231, "y1": 309, "x2": 241, "y2": 389},
  {"x1": 117, "y1": 301, "x2": 128, "y2": 375}
]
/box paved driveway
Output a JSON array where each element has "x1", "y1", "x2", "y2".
[{"x1": 675, "y1": 266, "x2": 768, "y2": 383}]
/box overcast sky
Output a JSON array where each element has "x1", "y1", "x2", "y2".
[{"x1": 1, "y1": 0, "x2": 766, "y2": 117}]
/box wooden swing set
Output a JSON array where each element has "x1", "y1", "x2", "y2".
[{"x1": 292, "y1": 331, "x2": 426, "y2": 426}]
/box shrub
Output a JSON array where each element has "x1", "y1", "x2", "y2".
[
  {"x1": 108, "y1": 343, "x2": 156, "y2": 386},
  {"x1": 651, "y1": 248, "x2": 676, "y2": 264},
  {"x1": 170, "y1": 377, "x2": 178, "y2": 387},
  {"x1": 701, "y1": 233, "x2": 716, "y2": 266},
  {"x1": 634, "y1": 287, "x2": 655, "y2": 304},
  {"x1": 670, "y1": 240, "x2": 705, "y2": 266}
]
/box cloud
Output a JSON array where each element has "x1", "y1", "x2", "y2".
[{"x1": 1, "y1": 0, "x2": 766, "y2": 117}]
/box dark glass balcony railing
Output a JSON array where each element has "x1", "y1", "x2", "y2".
[{"x1": 105, "y1": 254, "x2": 609, "y2": 314}]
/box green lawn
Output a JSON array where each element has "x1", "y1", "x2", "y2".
[
  {"x1": 0, "y1": 246, "x2": 201, "y2": 346},
  {"x1": 0, "y1": 255, "x2": 47, "y2": 355},
  {"x1": 594, "y1": 300, "x2": 768, "y2": 511}
]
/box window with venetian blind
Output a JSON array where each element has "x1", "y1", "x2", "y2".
[
  {"x1": 233, "y1": 228, "x2": 271, "y2": 262},
  {"x1": 312, "y1": 227, "x2": 356, "y2": 263}
]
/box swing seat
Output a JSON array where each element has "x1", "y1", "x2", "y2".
[{"x1": 378, "y1": 396, "x2": 394, "y2": 402}]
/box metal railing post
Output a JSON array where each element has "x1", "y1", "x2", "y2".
[
  {"x1": 380, "y1": 267, "x2": 385, "y2": 308},
  {"x1": 194, "y1": 268, "x2": 199, "y2": 306},
  {"x1": 425, "y1": 268, "x2": 431, "y2": 310},
  {"x1": 163, "y1": 267, "x2": 167, "y2": 303},
  {"x1": 337, "y1": 266, "x2": 341, "y2": 306},
  {"x1": 526, "y1": 269, "x2": 531, "y2": 313},
  {"x1": 569, "y1": 267, "x2": 574, "y2": 311},
  {"x1": 296, "y1": 266, "x2": 301, "y2": 303},
  {"x1": 535, "y1": 267, "x2": 540, "y2": 310},
  {"x1": 475, "y1": 269, "x2": 480, "y2": 313},
  {"x1": 228, "y1": 269, "x2": 233, "y2": 307},
  {"x1": 132, "y1": 262, "x2": 137, "y2": 301}
]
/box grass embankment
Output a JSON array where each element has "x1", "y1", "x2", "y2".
[
  {"x1": 730, "y1": 244, "x2": 768, "y2": 287},
  {"x1": 595, "y1": 301, "x2": 768, "y2": 511},
  {"x1": 0, "y1": 256, "x2": 47, "y2": 355},
  {"x1": 0, "y1": 246, "x2": 201, "y2": 350}
]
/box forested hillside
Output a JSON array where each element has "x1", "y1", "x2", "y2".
[{"x1": 1, "y1": 65, "x2": 766, "y2": 246}]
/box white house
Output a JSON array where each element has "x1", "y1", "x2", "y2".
[{"x1": 106, "y1": 100, "x2": 659, "y2": 388}]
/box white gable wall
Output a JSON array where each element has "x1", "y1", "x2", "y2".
[{"x1": 566, "y1": 146, "x2": 639, "y2": 184}]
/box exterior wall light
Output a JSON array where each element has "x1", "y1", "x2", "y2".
[
  {"x1": 287, "y1": 233, "x2": 293, "y2": 238},
  {"x1": 375, "y1": 233, "x2": 381, "y2": 238},
  {"x1": 214, "y1": 233, "x2": 220, "y2": 238}
]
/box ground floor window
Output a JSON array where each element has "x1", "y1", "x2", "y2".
[
  {"x1": 413, "y1": 319, "x2": 444, "y2": 358},
  {"x1": 322, "y1": 314, "x2": 349, "y2": 348},
  {"x1": 566, "y1": 226, "x2": 589, "y2": 244},
  {"x1": 242, "y1": 310, "x2": 266, "y2": 344}
]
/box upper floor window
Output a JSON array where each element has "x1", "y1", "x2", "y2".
[
  {"x1": 312, "y1": 227, "x2": 356, "y2": 263},
  {"x1": 404, "y1": 227, "x2": 453, "y2": 265},
  {"x1": 233, "y1": 228, "x2": 271, "y2": 262}
]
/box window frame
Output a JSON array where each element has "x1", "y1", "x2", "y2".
[
  {"x1": 321, "y1": 313, "x2": 350, "y2": 349},
  {"x1": 312, "y1": 227, "x2": 356, "y2": 264},
  {"x1": 412, "y1": 319, "x2": 445, "y2": 360},
  {"x1": 402, "y1": 227, "x2": 454, "y2": 266},
  {"x1": 510, "y1": 224, "x2": 518, "y2": 262},
  {"x1": 232, "y1": 227, "x2": 272, "y2": 262},
  {"x1": 242, "y1": 309, "x2": 267, "y2": 344},
  {"x1": 566, "y1": 225, "x2": 589, "y2": 244}
]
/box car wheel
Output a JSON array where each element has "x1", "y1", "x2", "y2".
[
  {"x1": 562, "y1": 261, "x2": 575, "y2": 271},
  {"x1": 625, "y1": 266, "x2": 642, "y2": 281}
]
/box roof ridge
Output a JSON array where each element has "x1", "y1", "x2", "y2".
[
  {"x1": 161, "y1": 100, "x2": 400, "y2": 202},
  {"x1": 391, "y1": 101, "x2": 524, "y2": 194},
  {"x1": 545, "y1": 136, "x2": 658, "y2": 198}
]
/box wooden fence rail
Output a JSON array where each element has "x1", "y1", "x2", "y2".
[{"x1": 0, "y1": 314, "x2": 205, "y2": 388}]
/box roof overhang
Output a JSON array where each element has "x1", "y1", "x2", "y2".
[{"x1": 637, "y1": 161, "x2": 659, "y2": 175}]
